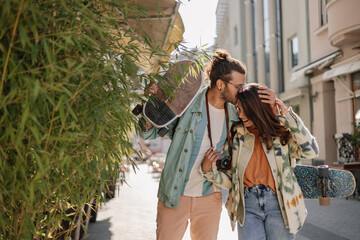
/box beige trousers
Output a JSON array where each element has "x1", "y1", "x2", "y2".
[{"x1": 156, "y1": 192, "x2": 222, "y2": 240}]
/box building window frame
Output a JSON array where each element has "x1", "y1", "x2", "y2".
[
  {"x1": 234, "y1": 25, "x2": 238, "y2": 46},
  {"x1": 352, "y1": 71, "x2": 360, "y2": 125},
  {"x1": 320, "y1": 0, "x2": 329, "y2": 26},
  {"x1": 290, "y1": 36, "x2": 299, "y2": 68}
]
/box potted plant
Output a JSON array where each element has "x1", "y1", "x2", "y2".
[{"x1": 350, "y1": 123, "x2": 360, "y2": 161}]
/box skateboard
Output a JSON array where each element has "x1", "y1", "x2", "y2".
[
  {"x1": 133, "y1": 60, "x2": 203, "y2": 136},
  {"x1": 293, "y1": 165, "x2": 356, "y2": 206}
]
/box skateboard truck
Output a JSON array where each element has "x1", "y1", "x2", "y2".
[
  {"x1": 157, "y1": 128, "x2": 168, "y2": 137},
  {"x1": 318, "y1": 165, "x2": 330, "y2": 206},
  {"x1": 132, "y1": 104, "x2": 143, "y2": 116},
  {"x1": 133, "y1": 104, "x2": 169, "y2": 137}
]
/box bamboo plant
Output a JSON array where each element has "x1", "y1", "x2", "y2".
[{"x1": 0, "y1": 0, "x2": 210, "y2": 239}]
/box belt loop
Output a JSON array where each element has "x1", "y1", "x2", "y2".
[{"x1": 247, "y1": 184, "x2": 271, "y2": 192}]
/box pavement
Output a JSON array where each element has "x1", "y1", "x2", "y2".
[{"x1": 86, "y1": 162, "x2": 360, "y2": 240}]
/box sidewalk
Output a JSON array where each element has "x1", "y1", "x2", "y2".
[{"x1": 87, "y1": 162, "x2": 360, "y2": 240}]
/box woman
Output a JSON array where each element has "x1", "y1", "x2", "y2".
[{"x1": 201, "y1": 83, "x2": 319, "y2": 240}]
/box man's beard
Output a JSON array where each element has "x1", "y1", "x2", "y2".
[{"x1": 221, "y1": 87, "x2": 236, "y2": 104}]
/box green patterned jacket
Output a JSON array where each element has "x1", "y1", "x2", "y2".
[{"x1": 203, "y1": 108, "x2": 319, "y2": 234}]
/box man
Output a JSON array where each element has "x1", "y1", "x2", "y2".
[{"x1": 140, "y1": 49, "x2": 275, "y2": 240}]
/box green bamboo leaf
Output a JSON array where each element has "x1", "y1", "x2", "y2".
[
  {"x1": 42, "y1": 38, "x2": 51, "y2": 63},
  {"x1": 59, "y1": 86, "x2": 73, "y2": 98},
  {"x1": 32, "y1": 79, "x2": 41, "y2": 100},
  {"x1": 29, "y1": 181, "x2": 35, "y2": 203},
  {"x1": 58, "y1": 101, "x2": 65, "y2": 125},
  {"x1": 29, "y1": 126, "x2": 40, "y2": 143},
  {"x1": 19, "y1": 25, "x2": 30, "y2": 48},
  {"x1": 68, "y1": 107, "x2": 77, "y2": 121},
  {"x1": 21, "y1": 105, "x2": 30, "y2": 130},
  {"x1": 31, "y1": 44, "x2": 40, "y2": 63}
]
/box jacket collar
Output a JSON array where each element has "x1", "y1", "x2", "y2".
[{"x1": 191, "y1": 87, "x2": 208, "y2": 113}]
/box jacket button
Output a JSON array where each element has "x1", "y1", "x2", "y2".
[
  {"x1": 184, "y1": 149, "x2": 188, "y2": 153},
  {"x1": 197, "y1": 113, "x2": 200, "y2": 116},
  {"x1": 174, "y1": 186, "x2": 178, "y2": 190},
  {"x1": 171, "y1": 204, "x2": 174, "y2": 207},
  {"x1": 190, "y1": 130, "x2": 193, "y2": 133},
  {"x1": 179, "y1": 169, "x2": 183, "y2": 173},
  {"x1": 177, "y1": 127, "x2": 181, "y2": 131}
]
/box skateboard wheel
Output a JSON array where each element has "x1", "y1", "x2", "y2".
[
  {"x1": 318, "y1": 165, "x2": 329, "y2": 177},
  {"x1": 319, "y1": 196, "x2": 330, "y2": 206},
  {"x1": 132, "y1": 104, "x2": 143, "y2": 116},
  {"x1": 158, "y1": 128, "x2": 168, "y2": 137}
]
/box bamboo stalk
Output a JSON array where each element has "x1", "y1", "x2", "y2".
[{"x1": 0, "y1": 0, "x2": 25, "y2": 98}]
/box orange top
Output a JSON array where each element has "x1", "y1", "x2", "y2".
[{"x1": 243, "y1": 128, "x2": 276, "y2": 194}]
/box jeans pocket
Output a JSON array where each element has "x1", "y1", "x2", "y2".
[
  {"x1": 244, "y1": 189, "x2": 249, "y2": 198},
  {"x1": 269, "y1": 188, "x2": 276, "y2": 196}
]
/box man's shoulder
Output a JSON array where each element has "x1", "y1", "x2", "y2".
[{"x1": 186, "y1": 87, "x2": 207, "y2": 112}]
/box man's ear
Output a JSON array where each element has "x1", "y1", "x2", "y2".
[{"x1": 216, "y1": 79, "x2": 224, "y2": 90}]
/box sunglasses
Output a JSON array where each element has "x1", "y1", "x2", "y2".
[{"x1": 222, "y1": 79, "x2": 245, "y2": 92}]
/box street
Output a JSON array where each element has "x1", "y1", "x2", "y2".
[{"x1": 87, "y1": 163, "x2": 360, "y2": 240}]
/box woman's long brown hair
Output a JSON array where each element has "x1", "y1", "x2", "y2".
[{"x1": 236, "y1": 83, "x2": 291, "y2": 150}]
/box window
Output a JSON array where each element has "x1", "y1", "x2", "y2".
[
  {"x1": 290, "y1": 36, "x2": 299, "y2": 68},
  {"x1": 234, "y1": 26, "x2": 238, "y2": 45},
  {"x1": 353, "y1": 72, "x2": 360, "y2": 125},
  {"x1": 320, "y1": 0, "x2": 328, "y2": 26},
  {"x1": 353, "y1": 72, "x2": 360, "y2": 91},
  {"x1": 263, "y1": 0, "x2": 270, "y2": 85}
]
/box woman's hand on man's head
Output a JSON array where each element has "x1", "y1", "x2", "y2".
[{"x1": 258, "y1": 85, "x2": 276, "y2": 106}]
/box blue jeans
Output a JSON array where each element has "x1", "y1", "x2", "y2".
[{"x1": 237, "y1": 185, "x2": 294, "y2": 240}]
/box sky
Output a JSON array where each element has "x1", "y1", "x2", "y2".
[{"x1": 178, "y1": 0, "x2": 219, "y2": 49}]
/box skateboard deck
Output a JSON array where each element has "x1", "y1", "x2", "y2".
[
  {"x1": 294, "y1": 165, "x2": 356, "y2": 200},
  {"x1": 142, "y1": 60, "x2": 202, "y2": 128}
]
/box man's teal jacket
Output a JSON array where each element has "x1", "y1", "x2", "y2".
[{"x1": 140, "y1": 87, "x2": 239, "y2": 208}]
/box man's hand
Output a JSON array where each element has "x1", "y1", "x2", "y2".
[
  {"x1": 144, "y1": 120, "x2": 154, "y2": 131},
  {"x1": 202, "y1": 147, "x2": 219, "y2": 173},
  {"x1": 144, "y1": 82, "x2": 159, "y2": 96},
  {"x1": 144, "y1": 82, "x2": 167, "y2": 100}
]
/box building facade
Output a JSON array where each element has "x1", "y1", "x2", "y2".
[
  {"x1": 309, "y1": 0, "x2": 360, "y2": 164},
  {"x1": 215, "y1": 0, "x2": 360, "y2": 165}
]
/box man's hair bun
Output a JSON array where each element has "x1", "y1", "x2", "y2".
[
  {"x1": 213, "y1": 49, "x2": 230, "y2": 62},
  {"x1": 205, "y1": 48, "x2": 246, "y2": 87}
]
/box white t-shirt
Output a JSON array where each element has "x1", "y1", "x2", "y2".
[{"x1": 182, "y1": 102, "x2": 227, "y2": 197}]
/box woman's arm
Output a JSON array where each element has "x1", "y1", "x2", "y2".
[
  {"x1": 276, "y1": 99, "x2": 319, "y2": 163},
  {"x1": 200, "y1": 147, "x2": 232, "y2": 189}
]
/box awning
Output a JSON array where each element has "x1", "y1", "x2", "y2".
[
  {"x1": 323, "y1": 59, "x2": 360, "y2": 81},
  {"x1": 125, "y1": 0, "x2": 185, "y2": 71},
  {"x1": 279, "y1": 87, "x2": 307, "y2": 102},
  {"x1": 289, "y1": 51, "x2": 341, "y2": 82}
]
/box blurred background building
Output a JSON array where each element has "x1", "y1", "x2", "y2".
[{"x1": 215, "y1": 0, "x2": 360, "y2": 166}]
